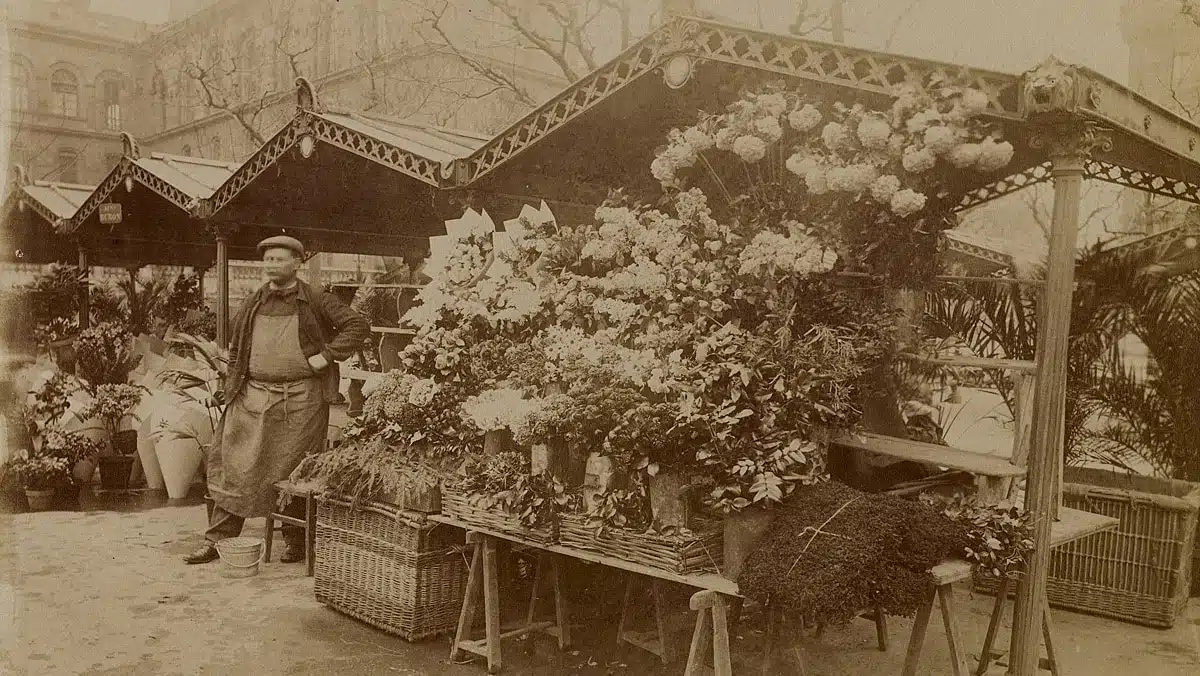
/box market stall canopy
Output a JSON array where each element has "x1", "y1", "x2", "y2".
[
  {"x1": 455, "y1": 15, "x2": 1200, "y2": 220},
  {"x1": 61, "y1": 134, "x2": 251, "y2": 268},
  {"x1": 198, "y1": 79, "x2": 489, "y2": 263},
  {"x1": 1099, "y1": 207, "x2": 1200, "y2": 276},
  {"x1": 0, "y1": 165, "x2": 89, "y2": 264}
]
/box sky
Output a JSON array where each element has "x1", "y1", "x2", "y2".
[{"x1": 80, "y1": 0, "x2": 1132, "y2": 84}]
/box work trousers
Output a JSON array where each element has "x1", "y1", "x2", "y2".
[{"x1": 205, "y1": 500, "x2": 305, "y2": 548}]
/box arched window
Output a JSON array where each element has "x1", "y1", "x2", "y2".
[
  {"x1": 11, "y1": 63, "x2": 30, "y2": 111},
  {"x1": 102, "y1": 79, "x2": 122, "y2": 130},
  {"x1": 57, "y1": 148, "x2": 79, "y2": 183},
  {"x1": 51, "y1": 69, "x2": 79, "y2": 118}
]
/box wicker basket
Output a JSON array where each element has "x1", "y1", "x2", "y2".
[
  {"x1": 977, "y1": 467, "x2": 1200, "y2": 629},
  {"x1": 559, "y1": 514, "x2": 723, "y2": 575},
  {"x1": 314, "y1": 495, "x2": 467, "y2": 641},
  {"x1": 440, "y1": 487, "x2": 558, "y2": 546}
]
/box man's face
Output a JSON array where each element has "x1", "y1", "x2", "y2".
[{"x1": 263, "y1": 247, "x2": 300, "y2": 284}]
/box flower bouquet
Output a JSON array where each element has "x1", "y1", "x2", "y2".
[{"x1": 441, "y1": 451, "x2": 567, "y2": 546}]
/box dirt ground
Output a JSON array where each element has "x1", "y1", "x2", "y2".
[{"x1": 1, "y1": 498, "x2": 1197, "y2": 676}]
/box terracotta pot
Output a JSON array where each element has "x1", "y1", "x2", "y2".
[
  {"x1": 25, "y1": 488, "x2": 55, "y2": 511},
  {"x1": 111, "y1": 429, "x2": 139, "y2": 456},
  {"x1": 98, "y1": 455, "x2": 135, "y2": 491},
  {"x1": 723, "y1": 509, "x2": 774, "y2": 581}
]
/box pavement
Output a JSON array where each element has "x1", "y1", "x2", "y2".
[{"x1": 1, "y1": 497, "x2": 1198, "y2": 676}]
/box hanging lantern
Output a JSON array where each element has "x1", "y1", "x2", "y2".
[
  {"x1": 124, "y1": 175, "x2": 134, "y2": 193},
  {"x1": 299, "y1": 134, "x2": 316, "y2": 159},
  {"x1": 17, "y1": 199, "x2": 25, "y2": 213}
]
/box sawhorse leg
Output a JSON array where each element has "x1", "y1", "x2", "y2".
[
  {"x1": 684, "y1": 590, "x2": 733, "y2": 676},
  {"x1": 760, "y1": 601, "x2": 808, "y2": 675},
  {"x1": 451, "y1": 534, "x2": 568, "y2": 674},
  {"x1": 902, "y1": 582, "x2": 970, "y2": 676},
  {"x1": 976, "y1": 578, "x2": 1061, "y2": 675},
  {"x1": 617, "y1": 576, "x2": 680, "y2": 663}
]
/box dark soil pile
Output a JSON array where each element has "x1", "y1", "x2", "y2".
[{"x1": 737, "y1": 481, "x2": 970, "y2": 624}]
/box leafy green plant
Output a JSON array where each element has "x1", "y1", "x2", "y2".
[
  {"x1": 79, "y1": 383, "x2": 146, "y2": 443},
  {"x1": 24, "y1": 264, "x2": 84, "y2": 325},
  {"x1": 921, "y1": 492, "x2": 1034, "y2": 580},
  {"x1": 154, "y1": 333, "x2": 229, "y2": 446},
  {"x1": 33, "y1": 316, "x2": 79, "y2": 347},
  {"x1": 158, "y1": 273, "x2": 207, "y2": 330},
  {"x1": 75, "y1": 322, "x2": 141, "y2": 385},
  {"x1": 27, "y1": 371, "x2": 84, "y2": 432},
  {"x1": 39, "y1": 427, "x2": 102, "y2": 466},
  {"x1": 454, "y1": 452, "x2": 569, "y2": 527},
  {"x1": 3, "y1": 452, "x2": 70, "y2": 490}
]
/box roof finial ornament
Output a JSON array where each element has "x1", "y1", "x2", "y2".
[
  {"x1": 296, "y1": 77, "x2": 322, "y2": 113},
  {"x1": 1022, "y1": 55, "x2": 1081, "y2": 115},
  {"x1": 121, "y1": 132, "x2": 140, "y2": 159}
]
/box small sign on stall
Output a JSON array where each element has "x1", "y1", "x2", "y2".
[{"x1": 99, "y1": 203, "x2": 122, "y2": 224}]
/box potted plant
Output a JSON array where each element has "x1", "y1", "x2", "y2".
[
  {"x1": 34, "y1": 317, "x2": 81, "y2": 371},
  {"x1": 75, "y1": 322, "x2": 142, "y2": 386},
  {"x1": 81, "y1": 383, "x2": 146, "y2": 490},
  {"x1": 3, "y1": 452, "x2": 71, "y2": 511},
  {"x1": 40, "y1": 426, "x2": 103, "y2": 490}
]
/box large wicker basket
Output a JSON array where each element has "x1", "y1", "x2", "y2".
[
  {"x1": 314, "y1": 495, "x2": 467, "y2": 641},
  {"x1": 977, "y1": 467, "x2": 1200, "y2": 628},
  {"x1": 440, "y1": 486, "x2": 558, "y2": 546},
  {"x1": 559, "y1": 514, "x2": 723, "y2": 575}
]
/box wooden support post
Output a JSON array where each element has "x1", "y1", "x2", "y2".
[
  {"x1": 685, "y1": 590, "x2": 732, "y2": 676},
  {"x1": 215, "y1": 231, "x2": 230, "y2": 348},
  {"x1": 937, "y1": 584, "x2": 970, "y2": 676},
  {"x1": 77, "y1": 245, "x2": 90, "y2": 331},
  {"x1": 482, "y1": 536, "x2": 501, "y2": 673},
  {"x1": 901, "y1": 586, "x2": 937, "y2": 676},
  {"x1": 450, "y1": 534, "x2": 483, "y2": 664},
  {"x1": 1013, "y1": 120, "x2": 1108, "y2": 676}
]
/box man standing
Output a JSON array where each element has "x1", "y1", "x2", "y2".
[{"x1": 185, "y1": 236, "x2": 369, "y2": 564}]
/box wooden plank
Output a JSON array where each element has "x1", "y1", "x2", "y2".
[
  {"x1": 457, "y1": 621, "x2": 557, "y2": 655},
  {"x1": 897, "y1": 353, "x2": 1038, "y2": 373},
  {"x1": 1050, "y1": 507, "x2": 1118, "y2": 548},
  {"x1": 370, "y1": 326, "x2": 416, "y2": 335},
  {"x1": 833, "y1": 433, "x2": 1026, "y2": 478},
  {"x1": 930, "y1": 559, "x2": 973, "y2": 585}
]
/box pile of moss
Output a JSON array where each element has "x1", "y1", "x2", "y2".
[{"x1": 737, "y1": 481, "x2": 970, "y2": 625}]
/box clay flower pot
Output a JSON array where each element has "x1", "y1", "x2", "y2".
[
  {"x1": 723, "y1": 509, "x2": 774, "y2": 581},
  {"x1": 25, "y1": 488, "x2": 55, "y2": 511}
]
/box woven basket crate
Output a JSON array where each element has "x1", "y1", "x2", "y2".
[
  {"x1": 559, "y1": 514, "x2": 723, "y2": 575},
  {"x1": 440, "y1": 488, "x2": 558, "y2": 546},
  {"x1": 977, "y1": 467, "x2": 1200, "y2": 629},
  {"x1": 314, "y1": 495, "x2": 467, "y2": 641}
]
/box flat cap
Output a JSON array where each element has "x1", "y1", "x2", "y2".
[{"x1": 257, "y1": 235, "x2": 305, "y2": 257}]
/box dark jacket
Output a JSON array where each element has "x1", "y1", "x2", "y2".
[{"x1": 224, "y1": 279, "x2": 370, "y2": 404}]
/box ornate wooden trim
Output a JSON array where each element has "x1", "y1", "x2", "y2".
[
  {"x1": 461, "y1": 17, "x2": 1024, "y2": 184},
  {"x1": 956, "y1": 163, "x2": 1052, "y2": 211},
  {"x1": 1084, "y1": 160, "x2": 1200, "y2": 205},
  {"x1": 941, "y1": 233, "x2": 1014, "y2": 269},
  {"x1": 62, "y1": 161, "x2": 130, "y2": 234}
]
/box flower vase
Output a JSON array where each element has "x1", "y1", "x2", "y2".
[
  {"x1": 72, "y1": 456, "x2": 97, "y2": 485},
  {"x1": 155, "y1": 438, "x2": 203, "y2": 499},
  {"x1": 722, "y1": 509, "x2": 773, "y2": 581},
  {"x1": 97, "y1": 455, "x2": 134, "y2": 491},
  {"x1": 135, "y1": 417, "x2": 165, "y2": 491},
  {"x1": 648, "y1": 472, "x2": 692, "y2": 529}
]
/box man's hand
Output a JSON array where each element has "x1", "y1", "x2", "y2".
[{"x1": 308, "y1": 353, "x2": 329, "y2": 372}]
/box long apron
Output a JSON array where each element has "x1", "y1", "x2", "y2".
[{"x1": 206, "y1": 311, "x2": 329, "y2": 518}]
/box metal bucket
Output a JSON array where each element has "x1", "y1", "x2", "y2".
[{"x1": 215, "y1": 537, "x2": 264, "y2": 578}]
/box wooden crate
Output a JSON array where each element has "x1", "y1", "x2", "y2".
[
  {"x1": 314, "y1": 495, "x2": 467, "y2": 641},
  {"x1": 559, "y1": 514, "x2": 723, "y2": 575}
]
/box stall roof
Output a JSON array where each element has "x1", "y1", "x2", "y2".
[
  {"x1": 191, "y1": 79, "x2": 488, "y2": 261},
  {"x1": 457, "y1": 16, "x2": 1200, "y2": 213},
  {"x1": 56, "y1": 135, "x2": 249, "y2": 268},
  {"x1": 0, "y1": 166, "x2": 90, "y2": 264}
]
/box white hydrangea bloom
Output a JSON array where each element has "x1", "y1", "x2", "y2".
[
  {"x1": 714, "y1": 127, "x2": 736, "y2": 150},
  {"x1": 947, "y1": 143, "x2": 982, "y2": 169},
  {"x1": 975, "y1": 138, "x2": 1015, "y2": 172},
  {"x1": 887, "y1": 133, "x2": 907, "y2": 158},
  {"x1": 805, "y1": 169, "x2": 830, "y2": 194},
  {"x1": 651, "y1": 155, "x2": 677, "y2": 186},
  {"x1": 683, "y1": 127, "x2": 715, "y2": 152},
  {"x1": 870, "y1": 174, "x2": 902, "y2": 203},
  {"x1": 923, "y1": 125, "x2": 958, "y2": 155},
  {"x1": 821, "y1": 122, "x2": 850, "y2": 151},
  {"x1": 855, "y1": 115, "x2": 892, "y2": 150},
  {"x1": 785, "y1": 152, "x2": 820, "y2": 178},
  {"x1": 826, "y1": 163, "x2": 876, "y2": 193},
  {"x1": 732, "y1": 135, "x2": 768, "y2": 163},
  {"x1": 890, "y1": 188, "x2": 928, "y2": 217},
  {"x1": 757, "y1": 92, "x2": 788, "y2": 117},
  {"x1": 754, "y1": 116, "x2": 784, "y2": 142},
  {"x1": 407, "y1": 378, "x2": 439, "y2": 407},
  {"x1": 901, "y1": 146, "x2": 937, "y2": 173},
  {"x1": 787, "y1": 104, "x2": 822, "y2": 132}
]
